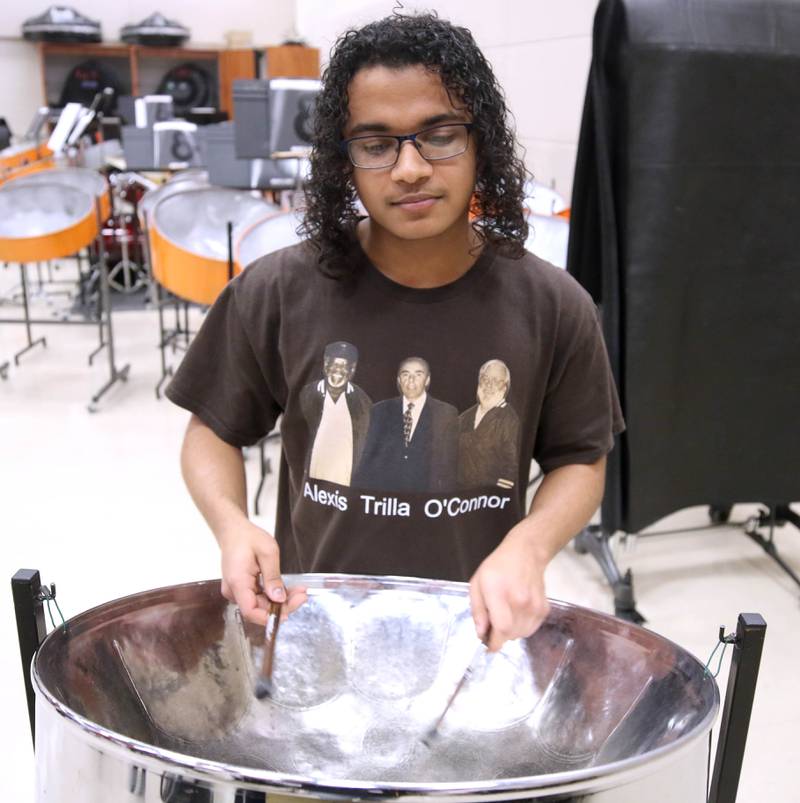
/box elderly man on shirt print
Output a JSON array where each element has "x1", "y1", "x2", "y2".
[
  {"x1": 458, "y1": 359, "x2": 521, "y2": 490},
  {"x1": 300, "y1": 341, "x2": 372, "y2": 487}
]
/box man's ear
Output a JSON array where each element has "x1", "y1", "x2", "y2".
[{"x1": 424, "y1": 375, "x2": 431, "y2": 390}]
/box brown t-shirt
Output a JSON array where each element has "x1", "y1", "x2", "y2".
[{"x1": 166, "y1": 240, "x2": 624, "y2": 581}]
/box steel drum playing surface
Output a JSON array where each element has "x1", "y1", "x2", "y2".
[{"x1": 34, "y1": 575, "x2": 718, "y2": 792}]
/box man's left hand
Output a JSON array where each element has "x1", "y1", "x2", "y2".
[{"x1": 468, "y1": 522, "x2": 551, "y2": 653}]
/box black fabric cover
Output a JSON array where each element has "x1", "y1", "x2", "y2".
[{"x1": 568, "y1": 0, "x2": 800, "y2": 534}]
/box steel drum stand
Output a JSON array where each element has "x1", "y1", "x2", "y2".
[
  {"x1": 576, "y1": 504, "x2": 800, "y2": 623},
  {"x1": 11, "y1": 565, "x2": 767, "y2": 803},
  {"x1": 87, "y1": 199, "x2": 130, "y2": 412}
]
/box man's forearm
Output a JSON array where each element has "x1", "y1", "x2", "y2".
[
  {"x1": 180, "y1": 414, "x2": 251, "y2": 543},
  {"x1": 512, "y1": 457, "x2": 607, "y2": 563}
]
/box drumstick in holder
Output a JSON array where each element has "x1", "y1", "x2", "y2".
[
  {"x1": 254, "y1": 601, "x2": 282, "y2": 700},
  {"x1": 422, "y1": 627, "x2": 492, "y2": 746}
]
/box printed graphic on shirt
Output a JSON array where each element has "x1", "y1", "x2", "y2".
[
  {"x1": 299, "y1": 341, "x2": 372, "y2": 487},
  {"x1": 301, "y1": 347, "x2": 521, "y2": 498},
  {"x1": 457, "y1": 359, "x2": 520, "y2": 490},
  {"x1": 352, "y1": 356, "x2": 460, "y2": 493}
]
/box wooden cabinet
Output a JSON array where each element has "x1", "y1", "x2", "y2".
[
  {"x1": 263, "y1": 45, "x2": 320, "y2": 79},
  {"x1": 37, "y1": 42, "x2": 320, "y2": 119},
  {"x1": 39, "y1": 42, "x2": 243, "y2": 114}
]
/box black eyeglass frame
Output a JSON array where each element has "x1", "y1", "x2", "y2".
[{"x1": 340, "y1": 123, "x2": 475, "y2": 169}]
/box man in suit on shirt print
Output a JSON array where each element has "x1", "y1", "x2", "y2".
[{"x1": 353, "y1": 356, "x2": 458, "y2": 492}]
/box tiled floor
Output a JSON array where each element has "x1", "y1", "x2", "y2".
[{"x1": 2, "y1": 261, "x2": 798, "y2": 801}]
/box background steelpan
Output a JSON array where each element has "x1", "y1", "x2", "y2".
[
  {"x1": 5, "y1": 166, "x2": 110, "y2": 219},
  {"x1": 33, "y1": 575, "x2": 718, "y2": 802},
  {"x1": 149, "y1": 187, "x2": 274, "y2": 305},
  {"x1": 0, "y1": 182, "x2": 97, "y2": 263},
  {"x1": 524, "y1": 210, "x2": 569, "y2": 269},
  {"x1": 137, "y1": 172, "x2": 209, "y2": 230},
  {"x1": 236, "y1": 209, "x2": 304, "y2": 270}
]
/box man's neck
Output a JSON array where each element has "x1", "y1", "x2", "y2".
[{"x1": 357, "y1": 217, "x2": 483, "y2": 288}]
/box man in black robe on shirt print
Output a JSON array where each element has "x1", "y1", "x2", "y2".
[
  {"x1": 300, "y1": 341, "x2": 372, "y2": 487},
  {"x1": 458, "y1": 359, "x2": 520, "y2": 490},
  {"x1": 353, "y1": 356, "x2": 458, "y2": 493}
]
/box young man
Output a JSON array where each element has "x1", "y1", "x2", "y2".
[{"x1": 166, "y1": 13, "x2": 624, "y2": 653}]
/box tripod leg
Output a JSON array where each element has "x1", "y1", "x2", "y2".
[{"x1": 574, "y1": 525, "x2": 645, "y2": 623}]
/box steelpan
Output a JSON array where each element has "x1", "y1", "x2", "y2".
[
  {"x1": 33, "y1": 575, "x2": 718, "y2": 802},
  {"x1": 137, "y1": 171, "x2": 209, "y2": 230},
  {"x1": 524, "y1": 210, "x2": 569, "y2": 270},
  {"x1": 149, "y1": 187, "x2": 275, "y2": 305},
  {"x1": 0, "y1": 182, "x2": 97, "y2": 263},
  {"x1": 5, "y1": 166, "x2": 110, "y2": 219},
  {"x1": 236, "y1": 209, "x2": 304, "y2": 270},
  {"x1": 0, "y1": 140, "x2": 51, "y2": 171},
  {"x1": 0, "y1": 156, "x2": 55, "y2": 186}
]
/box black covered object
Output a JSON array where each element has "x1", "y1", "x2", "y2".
[
  {"x1": 22, "y1": 6, "x2": 101, "y2": 42},
  {"x1": 157, "y1": 64, "x2": 213, "y2": 115},
  {"x1": 120, "y1": 12, "x2": 190, "y2": 46},
  {"x1": 568, "y1": 0, "x2": 800, "y2": 535},
  {"x1": 58, "y1": 60, "x2": 120, "y2": 112}
]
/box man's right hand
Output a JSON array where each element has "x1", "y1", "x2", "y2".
[{"x1": 218, "y1": 521, "x2": 308, "y2": 627}]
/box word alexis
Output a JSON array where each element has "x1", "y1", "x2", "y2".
[{"x1": 303, "y1": 482, "x2": 512, "y2": 518}]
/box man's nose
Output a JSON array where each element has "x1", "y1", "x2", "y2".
[{"x1": 391, "y1": 141, "x2": 433, "y2": 183}]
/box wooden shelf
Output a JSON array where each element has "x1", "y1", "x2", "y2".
[{"x1": 38, "y1": 42, "x2": 320, "y2": 116}]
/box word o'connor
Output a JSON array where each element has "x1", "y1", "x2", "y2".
[{"x1": 424, "y1": 495, "x2": 512, "y2": 519}]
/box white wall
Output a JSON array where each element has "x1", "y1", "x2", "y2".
[
  {"x1": 297, "y1": 0, "x2": 598, "y2": 201},
  {"x1": 0, "y1": 1, "x2": 296, "y2": 135}
]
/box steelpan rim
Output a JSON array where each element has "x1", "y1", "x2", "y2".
[
  {"x1": 234, "y1": 209, "x2": 299, "y2": 270},
  {"x1": 151, "y1": 186, "x2": 273, "y2": 261},
  {"x1": 0, "y1": 182, "x2": 95, "y2": 240},
  {"x1": 4, "y1": 166, "x2": 107, "y2": 196},
  {"x1": 32, "y1": 574, "x2": 720, "y2": 800}
]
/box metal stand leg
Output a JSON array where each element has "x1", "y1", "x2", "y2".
[
  {"x1": 13, "y1": 263, "x2": 47, "y2": 365},
  {"x1": 88, "y1": 199, "x2": 130, "y2": 412},
  {"x1": 12, "y1": 569, "x2": 49, "y2": 745},
  {"x1": 743, "y1": 505, "x2": 800, "y2": 590},
  {"x1": 574, "y1": 525, "x2": 645, "y2": 623},
  {"x1": 708, "y1": 613, "x2": 767, "y2": 803},
  {"x1": 155, "y1": 282, "x2": 174, "y2": 399}
]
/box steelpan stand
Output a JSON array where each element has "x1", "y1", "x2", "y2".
[
  {"x1": 0, "y1": 204, "x2": 130, "y2": 408},
  {"x1": 87, "y1": 198, "x2": 130, "y2": 412},
  {"x1": 576, "y1": 505, "x2": 800, "y2": 623},
  {"x1": 11, "y1": 566, "x2": 767, "y2": 803}
]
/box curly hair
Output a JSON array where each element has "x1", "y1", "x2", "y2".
[{"x1": 299, "y1": 12, "x2": 530, "y2": 279}]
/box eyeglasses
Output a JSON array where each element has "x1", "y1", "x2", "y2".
[{"x1": 341, "y1": 123, "x2": 474, "y2": 169}]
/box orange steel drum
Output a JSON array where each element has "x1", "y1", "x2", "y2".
[
  {"x1": 0, "y1": 156, "x2": 55, "y2": 186},
  {"x1": 6, "y1": 167, "x2": 110, "y2": 219},
  {"x1": 0, "y1": 141, "x2": 52, "y2": 171},
  {"x1": 137, "y1": 171, "x2": 209, "y2": 229},
  {"x1": 0, "y1": 183, "x2": 97, "y2": 263},
  {"x1": 235, "y1": 209, "x2": 304, "y2": 271},
  {"x1": 150, "y1": 187, "x2": 275, "y2": 305}
]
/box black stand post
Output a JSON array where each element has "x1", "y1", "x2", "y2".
[
  {"x1": 88, "y1": 199, "x2": 130, "y2": 412},
  {"x1": 12, "y1": 569, "x2": 48, "y2": 745},
  {"x1": 708, "y1": 613, "x2": 767, "y2": 803},
  {"x1": 13, "y1": 263, "x2": 47, "y2": 365}
]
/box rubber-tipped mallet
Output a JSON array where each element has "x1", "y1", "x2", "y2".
[
  {"x1": 254, "y1": 600, "x2": 282, "y2": 700},
  {"x1": 422, "y1": 627, "x2": 492, "y2": 746}
]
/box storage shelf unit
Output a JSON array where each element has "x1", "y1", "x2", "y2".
[{"x1": 38, "y1": 43, "x2": 320, "y2": 116}]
